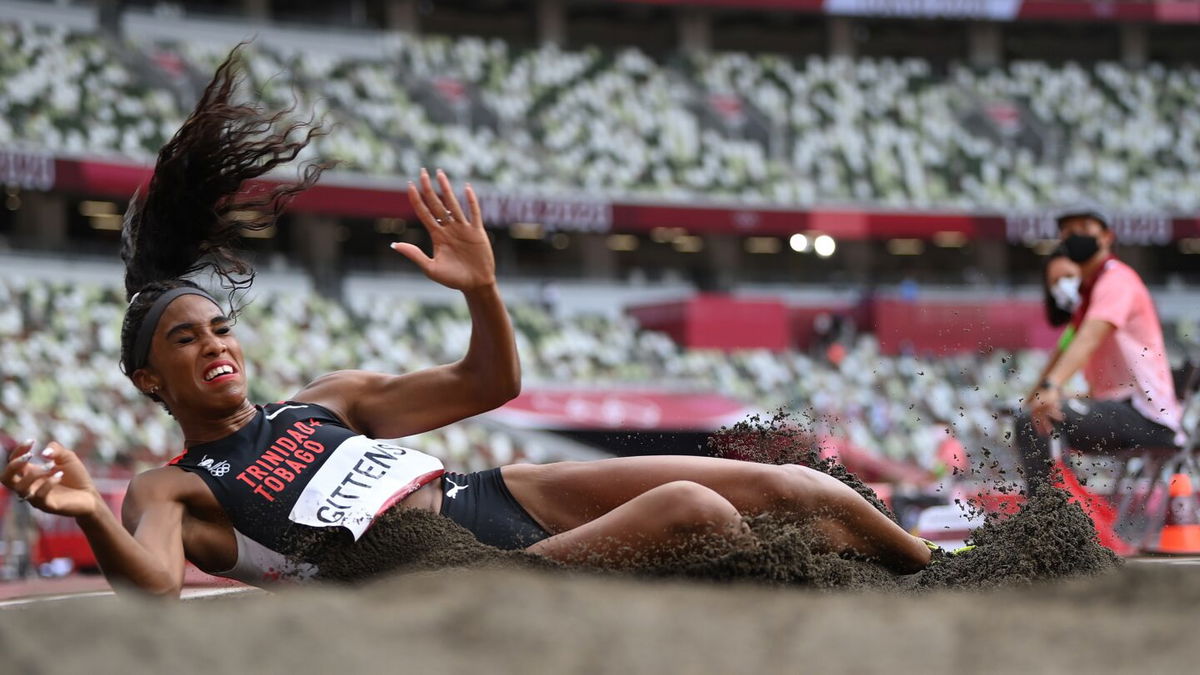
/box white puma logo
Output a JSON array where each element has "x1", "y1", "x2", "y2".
[
  {"x1": 265, "y1": 404, "x2": 309, "y2": 421},
  {"x1": 444, "y1": 478, "x2": 468, "y2": 500}
]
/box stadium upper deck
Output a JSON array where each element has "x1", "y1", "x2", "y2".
[{"x1": 0, "y1": 0, "x2": 1197, "y2": 287}]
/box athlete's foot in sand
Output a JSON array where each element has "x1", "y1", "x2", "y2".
[{"x1": 922, "y1": 539, "x2": 977, "y2": 566}]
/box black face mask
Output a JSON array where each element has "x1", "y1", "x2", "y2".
[{"x1": 1062, "y1": 234, "x2": 1100, "y2": 263}]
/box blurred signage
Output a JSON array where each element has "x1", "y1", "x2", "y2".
[
  {"x1": 0, "y1": 149, "x2": 55, "y2": 191},
  {"x1": 476, "y1": 192, "x2": 612, "y2": 233},
  {"x1": 492, "y1": 389, "x2": 750, "y2": 431},
  {"x1": 1005, "y1": 212, "x2": 1173, "y2": 245},
  {"x1": 825, "y1": 0, "x2": 1021, "y2": 19},
  {"x1": 619, "y1": 1, "x2": 1200, "y2": 24},
  {"x1": 31, "y1": 155, "x2": 1195, "y2": 242}
]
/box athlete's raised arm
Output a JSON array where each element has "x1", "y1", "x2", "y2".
[
  {"x1": 1, "y1": 440, "x2": 187, "y2": 597},
  {"x1": 297, "y1": 169, "x2": 520, "y2": 439}
]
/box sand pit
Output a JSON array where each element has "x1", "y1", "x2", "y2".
[
  {"x1": 3, "y1": 415, "x2": 1190, "y2": 673},
  {"x1": 1, "y1": 562, "x2": 1198, "y2": 674}
]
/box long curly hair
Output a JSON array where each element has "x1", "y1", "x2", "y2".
[{"x1": 119, "y1": 44, "x2": 330, "y2": 393}]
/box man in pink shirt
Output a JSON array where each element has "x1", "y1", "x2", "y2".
[{"x1": 1018, "y1": 207, "x2": 1183, "y2": 494}]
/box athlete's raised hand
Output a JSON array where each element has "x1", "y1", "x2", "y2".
[
  {"x1": 1, "y1": 440, "x2": 100, "y2": 518},
  {"x1": 392, "y1": 168, "x2": 496, "y2": 292}
]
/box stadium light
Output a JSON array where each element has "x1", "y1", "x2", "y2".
[
  {"x1": 1030, "y1": 239, "x2": 1059, "y2": 255},
  {"x1": 813, "y1": 234, "x2": 836, "y2": 257},
  {"x1": 933, "y1": 231, "x2": 967, "y2": 248},
  {"x1": 375, "y1": 218, "x2": 406, "y2": 234},
  {"x1": 88, "y1": 214, "x2": 123, "y2": 231},
  {"x1": 510, "y1": 222, "x2": 544, "y2": 240},
  {"x1": 651, "y1": 227, "x2": 686, "y2": 244},
  {"x1": 886, "y1": 238, "x2": 924, "y2": 255},
  {"x1": 78, "y1": 200, "x2": 118, "y2": 217},
  {"x1": 744, "y1": 236, "x2": 781, "y2": 254},
  {"x1": 789, "y1": 233, "x2": 809, "y2": 252},
  {"x1": 673, "y1": 235, "x2": 704, "y2": 253},
  {"x1": 607, "y1": 234, "x2": 639, "y2": 251}
]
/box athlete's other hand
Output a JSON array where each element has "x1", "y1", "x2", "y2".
[
  {"x1": 392, "y1": 168, "x2": 496, "y2": 292},
  {"x1": 1, "y1": 440, "x2": 100, "y2": 518}
]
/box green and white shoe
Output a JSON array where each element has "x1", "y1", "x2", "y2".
[{"x1": 923, "y1": 539, "x2": 977, "y2": 564}]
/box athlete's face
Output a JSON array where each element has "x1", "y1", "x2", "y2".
[{"x1": 133, "y1": 294, "x2": 249, "y2": 415}]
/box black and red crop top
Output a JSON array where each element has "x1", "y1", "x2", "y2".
[{"x1": 169, "y1": 401, "x2": 444, "y2": 582}]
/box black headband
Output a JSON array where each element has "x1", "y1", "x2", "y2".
[{"x1": 129, "y1": 287, "x2": 218, "y2": 372}]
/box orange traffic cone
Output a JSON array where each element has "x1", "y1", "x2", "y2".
[{"x1": 1141, "y1": 473, "x2": 1200, "y2": 555}]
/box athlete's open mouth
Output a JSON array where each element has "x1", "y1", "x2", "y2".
[{"x1": 203, "y1": 361, "x2": 239, "y2": 383}]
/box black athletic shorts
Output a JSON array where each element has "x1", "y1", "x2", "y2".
[{"x1": 439, "y1": 468, "x2": 551, "y2": 550}]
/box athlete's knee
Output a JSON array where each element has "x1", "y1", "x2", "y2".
[{"x1": 651, "y1": 481, "x2": 741, "y2": 533}]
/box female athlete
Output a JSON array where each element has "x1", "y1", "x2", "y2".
[{"x1": 1, "y1": 49, "x2": 931, "y2": 595}]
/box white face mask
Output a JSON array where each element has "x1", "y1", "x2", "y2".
[{"x1": 1050, "y1": 276, "x2": 1082, "y2": 313}]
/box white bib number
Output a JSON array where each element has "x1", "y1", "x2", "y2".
[{"x1": 288, "y1": 436, "x2": 444, "y2": 539}]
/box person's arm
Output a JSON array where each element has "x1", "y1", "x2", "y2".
[
  {"x1": 1028, "y1": 319, "x2": 1116, "y2": 434},
  {"x1": 299, "y1": 284, "x2": 519, "y2": 439},
  {"x1": 297, "y1": 169, "x2": 520, "y2": 439},
  {"x1": 1043, "y1": 319, "x2": 1114, "y2": 390},
  {"x1": 1, "y1": 441, "x2": 186, "y2": 597},
  {"x1": 1026, "y1": 347, "x2": 1065, "y2": 402}
]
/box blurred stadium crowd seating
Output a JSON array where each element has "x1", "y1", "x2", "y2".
[
  {"x1": 2, "y1": 21, "x2": 1200, "y2": 210},
  {"x1": 2, "y1": 21, "x2": 1199, "y2": 212},
  {"x1": 1, "y1": 276, "x2": 1051, "y2": 478}
]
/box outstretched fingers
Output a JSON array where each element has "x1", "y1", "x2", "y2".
[
  {"x1": 417, "y1": 168, "x2": 454, "y2": 227},
  {"x1": 405, "y1": 168, "x2": 478, "y2": 233},
  {"x1": 464, "y1": 183, "x2": 483, "y2": 228},
  {"x1": 434, "y1": 169, "x2": 469, "y2": 225},
  {"x1": 407, "y1": 178, "x2": 442, "y2": 234},
  {"x1": 390, "y1": 241, "x2": 434, "y2": 274}
]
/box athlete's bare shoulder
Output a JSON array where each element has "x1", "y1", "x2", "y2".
[
  {"x1": 121, "y1": 466, "x2": 215, "y2": 528},
  {"x1": 291, "y1": 369, "x2": 370, "y2": 428},
  {"x1": 128, "y1": 464, "x2": 204, "y2": 492}
]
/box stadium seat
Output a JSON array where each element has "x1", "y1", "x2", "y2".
[{"x1": 4, "y1": 20, "x2": 1199, "y2": 211}]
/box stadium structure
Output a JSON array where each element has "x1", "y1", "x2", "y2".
[{"x1": 1, "y1": 0, "x2": 1198, "y2": 580}]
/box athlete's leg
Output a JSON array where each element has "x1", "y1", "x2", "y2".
[
  {"x1": 502, "y1": 456, "x2": 930, "y2": 573},
  {"x1": 526, "y1": 480, "x2": 747, "y2": 566}
]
